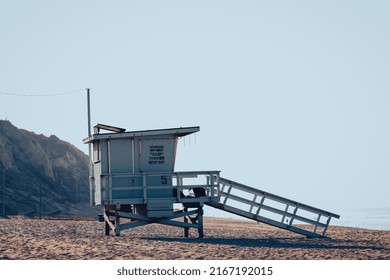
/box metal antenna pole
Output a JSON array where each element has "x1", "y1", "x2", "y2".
[
  {"x1": 86, "y1": 88, "x2": 94, "y2": 206},
  {"x1": 87, "y1": 88, "x2": 92, "y2": 137}
]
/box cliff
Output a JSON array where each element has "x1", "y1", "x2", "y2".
[{"x1": 0, "y1": 120, "x2": 98, "y2": 217}]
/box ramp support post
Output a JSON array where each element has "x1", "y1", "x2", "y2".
[
  {"x1": 114, "y1": 212, "x2": 121, "y2": 236},
  {"x1": 183, "y1": 207, "x2": 189, "y2": 237},
  {"x1": 183, "y1": 206, "x2": 204, "y2": 238},
  {"x1": 104, "y1": 210, "x2": 110, "y2": 236},
  {"x1": 198, "y1": 206, "x2": 204, "y2": 238}
]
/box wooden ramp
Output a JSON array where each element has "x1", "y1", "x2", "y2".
[{"x1": 206, "y1": 177, "x2": 340, "y2": 238}]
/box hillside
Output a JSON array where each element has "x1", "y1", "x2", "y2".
[{"x1": 0, "y1": 120, "x2": 98, "y2": 217}]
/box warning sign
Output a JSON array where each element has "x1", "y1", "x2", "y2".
[{"x1": 149, "y1": 145, "x2": 165, "y2": 165}]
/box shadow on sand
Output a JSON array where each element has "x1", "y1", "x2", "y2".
[{"x1": 142, "y1": 237, "x2": 389, "y2": 251}]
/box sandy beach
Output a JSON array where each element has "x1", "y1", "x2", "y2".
[{"x1": 0, "y1": 216, "x2": 389, "y2": 260}]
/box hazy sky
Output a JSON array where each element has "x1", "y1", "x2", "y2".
[{"x1": 1, "y1": 1, "x2": 389, "y2": 216}]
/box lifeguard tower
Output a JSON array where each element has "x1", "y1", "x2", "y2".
[
  {"x1": 84, "y1": 124, "x2": 340, "y2": 238},
  {"x1": 83, "y1": 124, "x2": 220, "y2": 237}
]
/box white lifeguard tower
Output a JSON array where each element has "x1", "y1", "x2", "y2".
[
  {"x1": 84, "y1": 123, "x2": 339, "y2": 238},
  {"x1": 83, "y1": 123, "x2": 220, "y2": 237}
]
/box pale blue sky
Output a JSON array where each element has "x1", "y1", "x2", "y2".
[{"x1": 1, "y1": 1, "x2": 389, "y2": 216}]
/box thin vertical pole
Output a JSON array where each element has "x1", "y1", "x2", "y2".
[
  {"x1": 86, "y1": 88, "x2": 94, "y2": 206},
  {"x1": 87, "y1": 88, "x2": 91, "y2": 137}
]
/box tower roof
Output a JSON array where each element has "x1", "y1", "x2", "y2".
[{"x1": 83, "y1": 125, "x2": 199, "y2": 144}]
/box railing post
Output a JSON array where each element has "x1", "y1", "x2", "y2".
[
  {"x1": 289, "y1": 205, "x2": 299, "y2": 226},
  {"x1": 249, "y1": 194, "x2": 258, "y2": 213},
  {"x1": 255, "y1": 194, "x2": 266, "y2": 217},
  {"x1": 143, "y1": 173, "x2": 147, "y2": 204},
  {"x1": 313, "y1": 214, "x2": 321, "y2": 233},
  {"x1": 223, "y1": 183, "x2": 232, "y2": 206},
  {"x1": 108, "y1": 175, "x2": 112, "y2": 203},
  {"x1": 281, "y1": 204, "x2": 289, "y2": 224},
  {"x1": 213, "y1": 172, "x2": 219, "y2": 199},
  {"x1": 322, "y1": 215, "x2": 332, "y2": 236},
  {"x1": 176, "y1": 173, "x2": 181, "y2": 201}
]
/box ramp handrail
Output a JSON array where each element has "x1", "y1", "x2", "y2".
[{"x1": 207, "y1": 177, "x2": 340, "y2": 238}]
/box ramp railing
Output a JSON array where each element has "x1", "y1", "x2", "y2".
[{"x1": 206, "y1": 177, "x2": 340, "y2": 238}]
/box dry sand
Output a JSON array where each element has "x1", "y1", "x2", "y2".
[{"x1": 0, "y1": 216, "x2": 389, "y2": 260}]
